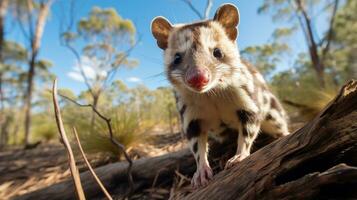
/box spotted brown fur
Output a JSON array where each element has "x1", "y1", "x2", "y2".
[{"x1": 151, "y1": 3, "x2": 290, "y2": 188}]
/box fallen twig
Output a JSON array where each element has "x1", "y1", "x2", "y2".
[
  {"x1": 72, "y1": 127, "x2": 113, "y2": 200},
  {"x1": 58, "y1": 93, "x2": 134, "y2": 194},
  {"x1": 52, "y1": 79, "x2": 86, "y2": 200}
]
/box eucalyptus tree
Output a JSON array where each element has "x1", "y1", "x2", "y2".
[
  {"x1": 61, "y1": 6, "x2": 138, "y2": 127},
  {"x1": 241, "y1": 42, "x2": 290, "y2": 79},
  {"x1": 330, "y1": 0, "x2": 357, "y2": 81},
  {"x1": 258, "y1": 0, "x2": 341, "y2": 88},
  {"x1": 0, "y1": 41, "x2": 28, "y2": 146},
  {"x1": 14, "y1": 0, "x2": 54, "y2": 146},
  {"x1": 0, "y1": 0, "x2": 9, "y2": 145}
]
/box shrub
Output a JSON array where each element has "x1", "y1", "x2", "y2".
[{"x1": 63, "y1": 103, "x2": 149, "y2": 158}]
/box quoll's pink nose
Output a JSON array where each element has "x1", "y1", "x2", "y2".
[{"x1": 186, "y1": 67, "x2": 210, "y2": 90}]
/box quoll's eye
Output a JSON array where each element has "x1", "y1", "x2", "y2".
[
  {"x1": 173, "y1": 53, "x2": 182, "y2": 65},
  {"x1": 213, "y1": 48, "x2": 223, "y2": 59}
]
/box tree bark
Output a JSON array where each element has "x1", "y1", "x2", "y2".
[{"x1": 15, "y1": 80, "x2": 357, "y2": 200}]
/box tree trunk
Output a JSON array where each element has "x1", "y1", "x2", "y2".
[
  {"x1": 295, "y1": 0, "x2": 326, "y2": 88},
  {"x1": 23, "y1": 1, "x2": 52, "y2": 146},
  {"x1": 168, "y1": 105, "x2": 173, "y2": 134},
  {"x1": 15, "y1": 80, "x2": 357, "y2": 200},
  {"x1": 0, "y1": 0, "x2": 8, "y2": 148},
  {"x1": 0, "y1": 73, "x2": 3, "y2": 111},
  {"x1": 90, "y1": 94, "x2": 99, "y2": 129},
  {"x1": 0, "y1": 73, "x2": 4, "y2": 148},
  {"x1": 23, "y1": 58, "x2": 35, "y2": 146},
  {"x1": 0, "y1": 115, "x2": 10, "y2": 148},
  {"x1": 348, "y1": 48, "x2": 357, "y2": 80},
  {"x1": 0, "y1": 0, "x2": 7, "y2": 62}
]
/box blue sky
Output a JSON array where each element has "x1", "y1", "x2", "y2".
[{"x1": 7, "y1": 0, "x2": 313, "y2": 94}]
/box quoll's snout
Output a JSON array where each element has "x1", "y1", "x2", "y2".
[{"x1": 185, "y1": 67, "x2": 210, "y2": 90}]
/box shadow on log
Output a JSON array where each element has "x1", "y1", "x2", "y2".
[{"x1": 15, "y1": 80, "x2": 357, "y2": 200}]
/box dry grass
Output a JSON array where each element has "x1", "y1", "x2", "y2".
[
  {"x1": 76, "y1": 106, "x2": 151, "y2": 158},
  {"x1": 284, "y1": 85, "x2": 338, "y2": 121}
]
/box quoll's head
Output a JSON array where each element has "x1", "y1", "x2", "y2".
[{"x1": 151, "y1": 4, "x2": 241, "y2": 93}]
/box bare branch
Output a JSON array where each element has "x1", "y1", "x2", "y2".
[
  {"x1": 15, "y1": 6, "x2": 31, "y2": 43},
  {"x1": 52, "y1": 79, "x2": 86, "y2": 200},
  {"x1": 72, "y1": 127, "x2": 113, "y2": 200},
  {"x1": 102, "y1": 33, "x2": 143, "y2": 89},
  {"x1": 58, "y1": 93, "x2": 134, "y2": 195},
  {"x1": 181, "y1": 0, "x2": 204, "y2": 19},
  {"x1": 60, "y1": 39, "x2": 95, "y2": 97},
  {"x1": 181, "y1": 0, "x2": 213, "y2": 20},
  {"x1": 321, "y1": 0, "x2": 340, "y2": 59},
  {"x1": 293, "y1": 0, "x2": 326, "y2": 87},
  {"x1": 58, "y1": 0, "x2": 94, "y2": 97},
  {"x1": 288, "y1": 0, "x2": 311, "y2": 47},
  {"x1": 312, "y1": 0, "x2": 336, "y2": 19},
  {"x1": 25, "y1": 0, "x2": 35, "y2": 42},
  {"x1": 204, "y1": 0, "x2": 213, "y2": 19}
]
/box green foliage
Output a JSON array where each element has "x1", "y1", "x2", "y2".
[
  {"x1": 35, "y1": 59, "x2": 55, "y2": 82},
  {"x1": 271, "y1": 54, "x2": 338, "y2": 120},
  {"x1": 78, "y1": 7, "x2": 135, "y2": 40},
  {"x1": 0, "y1": 41, "x2": 27, "y2": 110},
  {"x1": 62, "y1": 6, "x2": 138, "y2": 110},
  {"x1": 2, "y1": 41, "x2": 27, "y2": 62},
  {"x1": 63, "y1": 104, "x2": 144, "y2": 157},
  {"x1": 241, "y1": 43, "x2": 289, "y2": 77},
  {"x1": 272, "y1": 27, "x2": 296, "y2": 41},
  {"x1": 32, "y1": 113, "x2": 58, "y2": 141},
  {"x1": 251, "y1": 0, "x2": 354, "y2": 120},
  {"x1": 329, "y1": 0, "x2": 357, "y2": 80},
  {"x1": 53, "y1": 84, "x2": 179, "y2": 156},
  {"x1": 75, "y1": 7, "x2": 137, "y2": 71},
  {"x1": 258, "y1": 0, "x2": 296, "y2": 22}
]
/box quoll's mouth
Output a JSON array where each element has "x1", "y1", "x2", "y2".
[{"x1": 185, "y1": 67, "x2": 211, "y2": 92}]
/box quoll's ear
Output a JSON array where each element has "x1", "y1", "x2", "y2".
[
  {"x1": 151, "y1": 16, "x2": 173, "y2": 50},
  {"x1": 213, "y1": 4, "x2": 240, "y2": 41}
]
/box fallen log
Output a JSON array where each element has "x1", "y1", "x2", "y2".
[
  {"x1": 13, "y1": 148, "x2": 193, "y2": 200},
  {"x1": 185, "y1": 80, "x2": 357, "y2": 200},
  {"x1": 15, "y1": 80, "x2": 357, "y2": 200},
  {"x1": 14, "y1": 127, "x2": 273, "y2": 200}
]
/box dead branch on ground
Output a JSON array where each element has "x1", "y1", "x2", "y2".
[
  {"x1": 52, "y1": 79, "x2": 86, "y2": 200},
  {"x1": 72, "y1": 127, "x2": 113, "y2": 200},
  {"x1": 59, "y1": 93, "x2": 134, "y2": 194}
]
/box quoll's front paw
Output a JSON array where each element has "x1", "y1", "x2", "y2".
[
  {"x1": 191, "y1": 164, "x2": 213, "y2": 189},
  {"x1": 224, "y1": 154, "x2": 249, "y2": 169}
]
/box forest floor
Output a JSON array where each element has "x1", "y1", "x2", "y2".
[
  {"x1": 0, "y1": 122, "x2": 304, "y2": 200},
  {"x1": 0, "y1": 128, "x2": 186, "y2": 200}
]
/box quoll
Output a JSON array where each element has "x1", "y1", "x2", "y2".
[{"x1": 151, "y1": 3, "x2": 290, "y2": 188}]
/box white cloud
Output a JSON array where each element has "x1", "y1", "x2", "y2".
[
  {"x1": 126, "y1": 77, "x2": 142, "y2": 83},
  {"x1": 68, "y1": 71, "x2": 85, "y2": 82},
  {"x1": 67, "y1": 56, "x2": 108, "y2": 83}
]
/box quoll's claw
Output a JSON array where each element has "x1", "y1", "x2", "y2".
[
  {"x1": 191, "y1": 164, "x2": 213, "y2": 189},
  {"x1": 224, "y1": 154, "x2": 249, "y2": 169}
]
